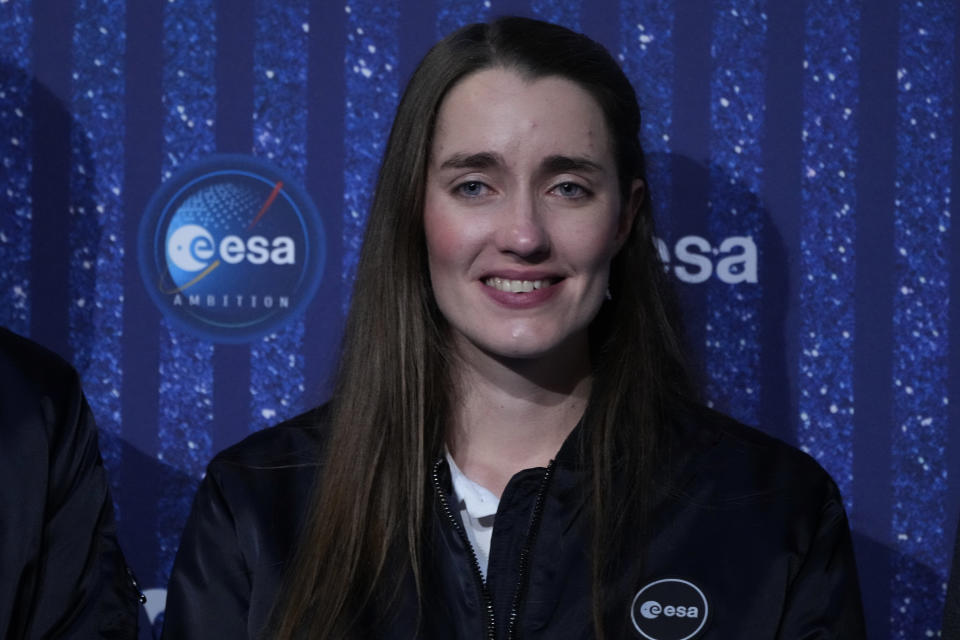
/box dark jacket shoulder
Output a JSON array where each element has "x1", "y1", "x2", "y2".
[
  {"x1": 0, "y1": 327, "x2": 80, "y2": 429},
  {"x1": 212, "y1": 404, "x2": 328, "y2": 470},
  {"x1": 0, "y1": 328, "x2": 140, "y2": 639},
  {"x1": 676, "y1": 402, "x2": 842, "y2": 503},
  {"x1": 640, "y1": 403, "x2": 865, "y2": 638},
  {"x1": 162, "y1": 406, "x2": 328, "y2": 640}
]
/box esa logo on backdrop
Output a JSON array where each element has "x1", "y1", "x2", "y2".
[
  {"x1": 139, "y1": 155, "x2": 325, "y2": 342},
  {"x1": 655, "y1": 235, "x2": 758, "y2": 284},
  {"x1": 631, "y1": 578, "x2": 709, "y2": 640}
]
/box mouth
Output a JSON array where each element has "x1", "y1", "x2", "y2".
[{"x1": 482, "y1": 277, "x2": 560, "y2": 293}]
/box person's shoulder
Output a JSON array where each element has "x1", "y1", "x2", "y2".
[
  {"x1": 0, "y1": 329, "x2": 91, "y2": 456},
  {"x1": 194, "y1": 408, "x2": 326, "y2": 555},
  {"x1": 209, "y1": 404, "x2": 329, "y2": 474},
  {"x1": 219, "y1": 404, "x2": 328, "y2": 456},
  {"x1": 0, "y1": 328, "x2": 79, "y2": 399},
  {"x1": 195, "y1": 406, "x2": 328, "y2": 538},
  {"x1": 675, "y1": 403, "x2": 841, "y2": 502}
]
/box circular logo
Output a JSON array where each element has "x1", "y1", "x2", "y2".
[
  {"x1": 639, "y1": 601, "x2": 663, "y2": 619},
  {"x1": 630, "y1": 578, "x2": 709, "y2": 640},
  {"x1": 138, "y1": 155, "x2": 325, "y2": 342}
]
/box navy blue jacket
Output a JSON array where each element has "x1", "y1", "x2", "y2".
[
  {"x1": 162, "y1": 405, "x2": 865, "y2": 639},
  {"x1": 0, "y1": 329, "x2": 141, "y2": 639}
]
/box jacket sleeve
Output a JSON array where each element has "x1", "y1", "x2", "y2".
[
  {"x1": 776, "y1": 484, "x2": 867, "y2": 639},
  {"x1": 37, "y1": 387, "x2": 142, "y2": 640},
  {"x1": 0, "y1": 333, "x2": 141, "y2": 640},
  {"x1": 161, "y1": 462, "x2": 253, "y2": 639}
]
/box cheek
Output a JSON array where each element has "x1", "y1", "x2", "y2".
[
  {"x1": 423, "y1": 202, "x2": 470, "y2": 283},
  {"x1": 562, "y1": 219, "x2": 622, "y2": 269}
]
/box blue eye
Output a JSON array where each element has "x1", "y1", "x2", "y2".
[
  {"x1": 456, "y1": 181, "x2": 489, "y2": 198},
  {"x1": 553, "y1": 182, "x2": 588, "y2": 198}
]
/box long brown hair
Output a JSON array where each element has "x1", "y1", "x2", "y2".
[{"x1": 270, "y1": 16, "x2": 691, "y2": 638}]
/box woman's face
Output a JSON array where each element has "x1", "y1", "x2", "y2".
[{"x1": 423, "y1": 67, "x2": 640, "y2": 365}]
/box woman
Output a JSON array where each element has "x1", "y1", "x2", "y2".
[{"x1": 162, "y1": 17, "x2": 865, "y2": 639}]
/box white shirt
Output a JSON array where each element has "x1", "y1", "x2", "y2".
[{"x1": 445, "y1": 450, "x2": 499, "y2": 580}]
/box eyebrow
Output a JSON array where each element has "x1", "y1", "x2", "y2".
[
  {"x1": 438, "y1": 152, "x2": 504, "y2": 170},
  {"x1": 437, "y1": 152, "x2": 605, "y2": 174},
  {"x1": 540, "y1": 155, "x2": 604, "y2": 174}
]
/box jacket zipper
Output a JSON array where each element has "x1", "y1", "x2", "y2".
[
  {"x1": 433, "y1": 457, "x2": 557, "y2": 640},
  {"x1": 432, "y1": 458, "x2": 496, "y2": 640},
  {"x1": 506, "y1": 460, "x2": 555, "y2": 640}
]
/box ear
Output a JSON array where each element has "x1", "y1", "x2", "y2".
[{"x1": 614, "y1": 178, "x2": 645, "y2": 251}]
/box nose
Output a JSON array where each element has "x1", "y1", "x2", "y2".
[{"x1": 494, "y1": 193, "x2": 550, "y2": 260}]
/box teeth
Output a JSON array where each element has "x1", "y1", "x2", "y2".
[{"x1": 483, "y1": 277, "x2": 547, "y2": 293}]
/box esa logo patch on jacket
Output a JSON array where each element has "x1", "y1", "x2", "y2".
[{"x1": 630, "y1": 578, "x2": 709, "y2": 640}]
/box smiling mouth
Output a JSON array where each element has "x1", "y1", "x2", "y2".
[{"x1": 482, "y1": 277, "x2": 558, "y2": 293}]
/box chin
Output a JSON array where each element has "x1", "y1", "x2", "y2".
[
  {"x1": 493, "y1": 345, "x2": 556, "y2": 361},
  {"x1": 484, "y1": 332, "x2": 586, "y2": 363},
  {"x1": 450, "y1": 319, "x2": 593, "y2": 366}
]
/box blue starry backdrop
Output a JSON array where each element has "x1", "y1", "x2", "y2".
[{"x1": 1, "y1": 0, "x2": 957, "y2": 637}]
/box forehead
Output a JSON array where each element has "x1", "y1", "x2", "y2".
[{"x1": 430, "y1": 68, "x2": 613, "y2": 164}]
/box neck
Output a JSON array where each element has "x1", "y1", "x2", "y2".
[{"x1": 447, "y1": 337, "x2": 592, "y2": 497}]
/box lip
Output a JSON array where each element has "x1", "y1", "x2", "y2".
[
  {"x1": 478, "y1": 271, "x2": 564, "y2": 309},
  {"x1": 481, "y1": 269, "x2": 561, "y2": 281}
]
